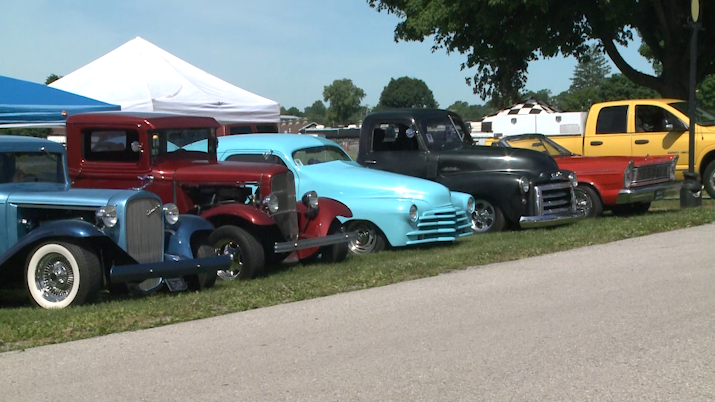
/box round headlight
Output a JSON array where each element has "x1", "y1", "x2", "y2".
[
  {"x1": 162, "y1": 203, "x2": 180, "y2": 225},
  {"x1": 95, "y1": 205, "x2": 117, "y2": 228},
  {"x1": 263, "y1": 194, "x2": 280, "y2": 213},
  {"x1": 467, "y1": 197, "x2": 475, "y2": 213},
  {"x1": 518, "y1": 176, "x2": 530, "y2": 194},
  {"x1": 409, "y1": 204, "x2": 418, "y2": 222},
  {"x1": 623, "y1": 161, "x2": 634, "y2": 189},
  {"x1": 568, "y1": 172, "x2": 578, "y2": 187},
  {"x1": 301, "y1": 190, "x2": 319, "y2": 209}
]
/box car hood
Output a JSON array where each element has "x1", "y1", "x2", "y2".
[
  {"x1": 297, "y1": 161, "x2": 453, "y2": 207},
  {"x1": 157, "y1": 159, "x2": 287, "y2": 184},
  {"x1": 434, "y1": 146, "x2": 561, "y2": 180},
  {"x1": 3, "y1": 184, "x2": 139, "y2": 208},
  {"x1": 554, "y1": 155, "x2": 675, "y2": 172}
]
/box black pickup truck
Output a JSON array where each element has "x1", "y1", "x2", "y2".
[{"x1": 356, "y1": 109, "x2": 584, "y2": 232}]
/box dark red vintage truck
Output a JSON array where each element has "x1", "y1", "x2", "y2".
[{"x1": 65, "y1": 112, "x2": 355, "y2": 279}]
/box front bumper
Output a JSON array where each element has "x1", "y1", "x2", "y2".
[
  {"x1": 109, "y1": 255, "x2": 232, "y2": 283},
  {"x1": 519, "y1": 210, "x2": 585, "y2": 229},
  {"x1": 616, "y1": 181, "x2": 683, "y2": 204},
  {"x1": 274, "y1": 231, "x2": 357, "y2": 254}
]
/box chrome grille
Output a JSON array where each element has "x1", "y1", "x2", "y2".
[
  {"x1": 633, "y1": 163, "x2": 672, "y2": 186},
  {"x1": 126, "y1": 197, "x2": 163, "y2": 263},
  {"x1": 406, "y1": 205, "x2": 472, "y2": 245},
  {"x1": 270, "y1": 171, "x2": 299, "y2": 242},
  {"x1": 535, "y1": 182, "x2": 574, "y2": 215}
]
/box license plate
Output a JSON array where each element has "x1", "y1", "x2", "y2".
[
  {"x1": 164, "y1": 277, "x2": 187, "y2": 292},
  {"x1": 654, "y1": 189, "x2": 665, "y2": 200}
]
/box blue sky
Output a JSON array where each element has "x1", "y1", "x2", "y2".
[{"x1": 1, "y1": 0, "x2": 654, "y2": 110}]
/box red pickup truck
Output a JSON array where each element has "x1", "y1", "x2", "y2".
[{"x1": 65, "y1": 112, "x2": 355, "y2": 280}]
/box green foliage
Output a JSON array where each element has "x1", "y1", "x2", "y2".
[
  {"x1": 446, "y1": 101, "x2": 496, "y2": 121},
  {"x1": 284, "y1": 106, "x2": 303, "y2": 117},
  {"x1": 571, "y1": 46, "x2": 611, "y2": 91},
  {"x1": 368, "y1": 0, "x2": 715, "y2": 101},
  {"x1": 323, "y1": 79, "x2": 366, "y2": 126},
  {"x1": 375, "y1": 76, "x2": 438, "y2": 110},
  {"x1": 304, "y1": 100, "x2": 328, "y2": 124},
  {"x1": 45, "y1": 74, "x2": 62, "y2": 85},
  {"x1": 553, "y1": 74, "x2": 660, "y2": 111},
  {"x1": 697, "y1": 75, "x2": 715, "y2": 112}
]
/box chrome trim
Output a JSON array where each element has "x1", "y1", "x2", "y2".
[
  {"x1": 616, "y1": 181, "x2": 683, "y2": 204},
  {"x1": 274, "y1": 231, "x2": 357, "y2": 254},
  {"x1": 126, "y1": 197, "x2": 163, "y2": 263},
  {"x1": 519, "y1": 210, "x2": 584, "y2": 228},
  {"x1": 270, "y1": 171, "x2": 299, "y2": 242}
]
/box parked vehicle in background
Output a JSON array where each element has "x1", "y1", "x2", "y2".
[
  {"x1": 201, "y1": 134, "x2": 474, "y2": 254},
  {"x1": 356, "y1": 109, "x2": 583, "y2": 233},
  {"x1": 0, "y1": 136, "x2": 230, "y2": 308},
  {"x1": 65, "y1": 112, "x2": 355, "y2": 280},
  {"x1": 488, "y1": 134, "x2": 681, "y2": 217},
  {"x1": 475, "y1": 99, "x2": 715, "y2": 198}
]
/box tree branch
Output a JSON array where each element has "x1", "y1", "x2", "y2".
[
  {"x1": 649, "y1": 0, "x2": 671, "y2": 45},
  {"x1": 601, "y1": 36, "x2": 660, "y2": 90}
]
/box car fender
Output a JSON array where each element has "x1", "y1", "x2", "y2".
[
  {"x1": 0, "y1": 219, "x2": 130, "y2": 271},
  {"x1": 440, "y1": 172, "x2": 526, "y2": 224},
  {"x1": 295, "y1": 197, "x2": 352, "y2": 259},
  {"x1": 335, "y1": 197, "x2": 425, "y2": 247},
  {"x1": 199, "y1": 203, "x2": 275, "y2": 227},
  {"x1": 165, "y1": 214, "x2": 216, "y2": 258}
]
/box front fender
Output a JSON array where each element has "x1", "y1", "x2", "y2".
[
  {"x1": 295, "y1": 197, "x2": 352, "y2": 259},
  {"x1": 0, "y1": 219, "x2": 130, "y2": 270},
  {"x1": 199, "y1": 203, "x2": 275, "y2": 227},
  {"x1": 440, "y1": 172, "x2": 526, "y2": 224},
  {"x1": 165, "y1": 214, "x2": 216, "y2": 258}
]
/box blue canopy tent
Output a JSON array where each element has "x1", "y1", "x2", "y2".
[{"x1": 0, "y1": 75, "x2": 120, "y2": 126}]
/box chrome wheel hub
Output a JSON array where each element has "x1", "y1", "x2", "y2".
[
  {"x1": 348, "y1": 224, "x2": 377, "y2": 254},
  {"x1": 35, "y1": 254, "x2": 73, "y2": 303},
  {"x1": 471, "y1": 202, "x2": 495, "y2": 232},
  {"x1": 216, "y1": 241, "x2": 242, "y2": 279}
]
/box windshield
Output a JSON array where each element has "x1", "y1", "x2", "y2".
[
  {"x1": 152, "y1": 127, "x2": 216, "y2": 157},
  {"x1": 0, "y1": 151, "x2": 65, "y2": 184},
  {"x1": 501, "y1": 135, "x2": 573, "y2": 156},
  {"x1": 292, "y1": 145, "x2": 351, "y2": 166},
  {"x1": 420, "y1": 115, "x2": 466, "y2": 150},
  {"x1": 668, "y1": 101, "x2": 715, "y2": 126}
]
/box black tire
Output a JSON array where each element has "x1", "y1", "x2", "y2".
[
  {"x1": 574, "y1": 186, "x2": 603, "y2": 218},
  {"x1": 185, "y1": 243, "x2": 218, "y2": 291},
  {"x1": 346, "y1": 221, "x2": 387, "y2": 254},
  {"x1": 471, "y1": 199, "x2": 506, "y2": 233},
  {"x1": 208, "y1": 226, "x2": 265, "y2": 280},
  {"x1": 703, "y1": 161, "x2": 715, "y2": 199},
  {"x1": 611, "y1": 201, "x2": 651, "y2": 216},
  {"x1": 630, "y1": 202, "x2": 651, "y2": 215},
  {"x1": 24, "y1": 241, "x2": 102, "y2": 309},
  {"x1": 307, "y1": 220, "x2": 350, "y2": 263}
]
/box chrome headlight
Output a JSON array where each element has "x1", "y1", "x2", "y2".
[
  {"x1": 670, "y1": 155, "x2": 678, "y2": 180},
  {"x1": 467, "y1": 196, "x2": 475, "y2": 213},
  {"x1": 301, "y1": 190, "x2": 319, "y2": 209},
  {"x1": 162, "y1": 203, "x2": 180, "y2": 225},
  {"x1": 95, "y1": 205, "x2": 117, "y2": 228},
  {"x1": 262, "y1": 194, "x2": 279, "y2": 213},
  {"x1": 409, "y1": 204, "x2": 418, "y2": 222},
  {"x1": 623, "y1": 161, "x2": 635, "y2": 189},
  {"x1": 568, "y1": 172, "x2": 578, "y2": 187},
  {"x1": 518, "y1": 176, "x2": 530, "y2": 193}
]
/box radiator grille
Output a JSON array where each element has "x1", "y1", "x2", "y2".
[
  {"x1": 535, "y1": 182, "x2": 574, "y2": 215},
  {"x1": 126, "y1": 197, "x2": 163, "y2": 263},
  {"x1": 406, "y1": 205, "x2": 472, "y2": 245},
  {"x1": 633, "y1": 163, "x2": 672, "y2": 186},
  {"x1": 270, "y1": 171, "x2": 299, "y2": 242}
]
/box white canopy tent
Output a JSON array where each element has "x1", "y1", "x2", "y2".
[{"x1": 50, "y1": 37, "x2": 279, "y2": 125}]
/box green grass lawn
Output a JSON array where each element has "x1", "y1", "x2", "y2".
[{"x1": 1, "y1": 199, "x2": 714, "y2": 352}]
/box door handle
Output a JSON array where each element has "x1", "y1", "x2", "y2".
[
  {"x1": 634, "y1": 139, "x2": 649, "y2": 144},
  {"x1": 590, "y1": 141, "x2": 603, "y2": 146},
  {"x1": 364, "y1": 160, "x2": 377, "y2": 164}
]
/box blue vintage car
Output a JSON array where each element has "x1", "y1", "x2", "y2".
[
  {"x1": 0, "y1": 135, "x2": 230, "y2": 308},
  {"x1": 195, "y1": 134, "x2": 474, "y2": 254}
]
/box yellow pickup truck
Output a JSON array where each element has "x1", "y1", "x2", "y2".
[{"x1": 547, "y1": 99, "x2": 715, "y2": 198}]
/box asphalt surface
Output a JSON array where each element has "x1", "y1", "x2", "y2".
[{"x1": 2, "y1": 224, "x2": 715, "y2": 401}]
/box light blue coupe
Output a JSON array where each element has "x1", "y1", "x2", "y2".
[{"x1": 206, "y1": 134, "x2": 474, "y2": 254}]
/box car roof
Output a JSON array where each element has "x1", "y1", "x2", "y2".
[
  {"x1": 0, "y1": 135, "x2": 66, "y2": 153},
  {"x1": 217, "y1": 134, "x2": 341, "y2": 153}
]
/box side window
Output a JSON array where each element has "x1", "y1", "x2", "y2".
[
  {"x1": 83, "y1": 130, "x2": 140, "y2": 162},
  {"x1": 229, "y1": 125, "x2": 253, "y2": 135},
  {"x1": 595, "y1": 106, "x2": 628, "y2": 134},
  {"x1": 371, "y1": 123, "x2": 417, "y2": 152},
  {"x1": 635, "y1": 105, "x2": 682, "y2": 132},
  {"x1": 225, "y1": 153, "x2": 286, "y2": 166}
]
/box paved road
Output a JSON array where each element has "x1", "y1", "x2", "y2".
[{"x1": 2, "y1": 224, "x2": 715, "y2": 401}]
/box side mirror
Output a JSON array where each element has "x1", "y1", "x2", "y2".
[{"x1": 130, "y1": 141, "x2": 142, "y2": 153}]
